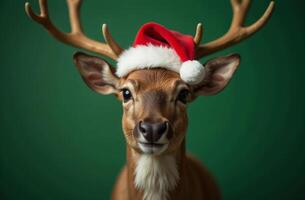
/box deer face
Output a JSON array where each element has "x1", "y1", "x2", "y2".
[
  {"x1": 74, "y1": 52, "x2": 240, "y2": 155},
  {"x1": 120, "y1": 69, "x2": 189, "y2": 155}
]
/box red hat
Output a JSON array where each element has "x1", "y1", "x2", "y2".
[{"x1": 116, "y1": 22, "x2": 205, "y2": 84}]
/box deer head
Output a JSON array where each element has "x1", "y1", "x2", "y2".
[
  {"x1": 25, "y1": 0, "x2": 274, "y2": 156},
  {"x1": 72, "y1": 52, "x2": 242, "y2": 155}
]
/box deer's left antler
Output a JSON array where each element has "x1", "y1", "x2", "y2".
[
  {"x1": 195, "y1": 0, "x2": 275, "y2": 58},
  {"x1": 25, "y1": 0, "x2": 123, "y2": 60}
]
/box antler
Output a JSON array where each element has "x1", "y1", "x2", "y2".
[
  {"x1": 194, "y1": 23, "x2": 203, "y2": 46},
  {"x1": 25, "y1": 0, "x2": 123, "y2": 60},
  {"x1": 196, "y1": 0, "x2": 275, "y2": 58}
]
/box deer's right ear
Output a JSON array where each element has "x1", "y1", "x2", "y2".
[
  {"x1": 192, "y1": 54, "x2": 240, "y2": 96},
  {"x1": 73, "y1": 52, "x2": 120, "y2": 95}
]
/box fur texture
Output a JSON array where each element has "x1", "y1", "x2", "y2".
[
  {"x1": 116, "y1": 44, "x2": 205, "y2": 85},
  {"x1": 180, "y1": 60, "x2": 205, "y2": 85},
  {"x1": 134, "y1": 155, "x2": 179, "y2": 200},
  {"x1": 116, "y1": 44, "x2": 182, "y2": 77}
]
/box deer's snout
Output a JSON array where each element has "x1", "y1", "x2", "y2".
[
  {"x1": 137, "y1": 121, "x2": 168, "y2": 143},
  {"x1": 134, "y1": 119, "x2": 172, "y2": 154}
]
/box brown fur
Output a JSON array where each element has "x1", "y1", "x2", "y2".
[
  {"x1": 119, "y1": 69, "x2": 188, "y2": 154},
  {"x1": 74, "y1": 53, "x2": 240, "y2": 200},
  {"x1": 112, "y1": 144, "x2": 220, "y2": 200},
  {"x1": 112, "y1": 69, "x2": 221, "y2": 200}
]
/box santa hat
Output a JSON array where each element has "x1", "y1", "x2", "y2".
[{"x1": 116, "y1": 22, "x2": 205, "y2": 85}]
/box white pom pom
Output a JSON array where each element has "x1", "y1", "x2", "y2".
[{"x1": 180, "y1": 60, "x2": 205, "y2": 85}]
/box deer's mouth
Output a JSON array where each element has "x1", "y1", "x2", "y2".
[
  {"x1": 139, "y1": 142, "x2": 166, "y2": 147},
  {"x1": 138, "y1": 142, "x2": 169, "y2": 155}
]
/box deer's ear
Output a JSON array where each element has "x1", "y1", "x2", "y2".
[
  {"x1": 193, "y1": 54, "x2": 240, "y2": 96},
  {"x1": 73, "y1": 52, "x2": 120, "y2": 95}
]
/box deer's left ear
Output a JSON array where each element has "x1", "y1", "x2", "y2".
[
  {"x1": 193, "y1": 54, "x2": 240, "y2": 96},
  {"x1": 73, "y1": 52, "x2": 120, "y2": 95}
]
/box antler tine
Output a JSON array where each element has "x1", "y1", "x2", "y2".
[
  {"x1": 25, "y1": 0, "x2": 46, "y2": 24},
  {"x1": 230, "y1": 0, "x2": 251, "y2": 28},
  {"x1": 194, "y1": 23, "x2": 203, "y2": 46},
  {"x1": 102, "y1": 24, "x2": 123, "y2": 56},
  {"x1": 196, "y1": 0, "x2": 275, "y2": 58},
  {"x1": 25, "y1": 0, "x2": 123, "y2": 60},
  {"x1": 67, "y1": 0, "x2": 83, "y2": 34},
  {"x1": 246, "y1": 2, "x2": 275, "y2": 36},
  {"x1": 38, "y1": 0, "x2": 48, "y2": 17}
]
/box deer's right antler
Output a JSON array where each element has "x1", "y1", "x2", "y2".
[
  {"x1": 195, "y1": 0, "x2": 275, "y2": 58},
  {"x1": 25, "y1": 0, "x2": 123, "y2": 60}
]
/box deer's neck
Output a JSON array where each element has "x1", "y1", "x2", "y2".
[{"x1": 126, "y1": 140, "x2": 186, "y2": 200}]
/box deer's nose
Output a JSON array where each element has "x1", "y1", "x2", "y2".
[{"x1": 137, "y1": 121, "x2": 168, "y2": 143}]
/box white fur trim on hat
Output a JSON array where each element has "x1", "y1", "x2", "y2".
[
  {"x1": 180, "y1": 60, "x2": 205, "y2": 85},
  {"x1": 116, "y1": 44, "x2": 205, "y2": 85},
  {"x1": 116, "y1": 44, "x2": 182, "y2": 77}
]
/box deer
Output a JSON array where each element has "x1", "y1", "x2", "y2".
[{"x1": 25, "y1": 0, "x2": 275, "y2": 199}]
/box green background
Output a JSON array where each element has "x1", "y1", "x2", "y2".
[{"x1": 1, "y1": 0, "x2": 304, "y2": 199}]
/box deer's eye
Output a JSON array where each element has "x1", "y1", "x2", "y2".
[
  {"x1": 122, "y1": 88, "x2": 132, "y2": 102},
  {"x1": 177, "y1": 89, "x2": 189, "y2": 104}
]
